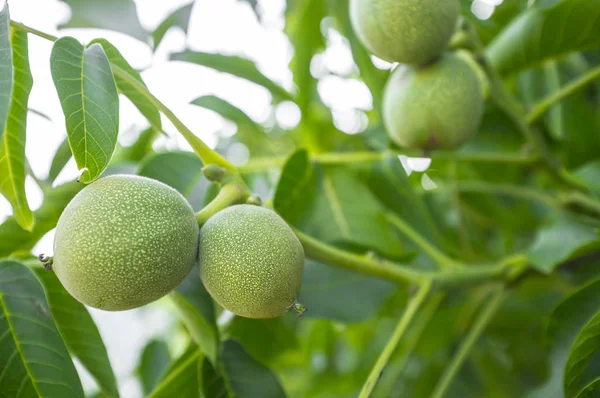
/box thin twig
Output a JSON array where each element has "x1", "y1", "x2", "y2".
[
  {"x1": 429, "y1": 181, "x2": 561, "y2": 209},
  {"x1": 527, "y1": 64, "x2": 600, "y2": 124},
  {"x1": 430, "y1": 287, "x2": 506, "y2": 398},
  {"x1": 294, "y1": 227, "x2": 513, "y2": 287},
  {"x1": 359, "y1": 281, "x2": 433, "y2": 397},
  {"x1": 239, "y1": 151, "x2": 538, "y2": 173}
]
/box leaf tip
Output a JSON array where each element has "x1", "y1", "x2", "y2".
[{"x1": 17, "y1": 212, "x2": 34, "y2": 232}]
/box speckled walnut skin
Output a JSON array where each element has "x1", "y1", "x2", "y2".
[
  {"x1": 199, "y1": 205, "x2": 305, "y2": 319},
  {"x1": 350, "y1": 0, "x2": 460, "y2": 65},
  {"x1": 383, "y1": 53, "x2": 484, "y2": 150},
  {"x1": 53, "y1": 175, "x2": 199, "y2": 311}
]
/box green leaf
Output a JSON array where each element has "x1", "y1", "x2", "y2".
[
  {"x1": 138, "y1": 151, "x2": 203, "y2": 196},
  {"x1": 201, "y1": 357, "x2": 228, "y2": 398},
  {"x1": 33, "y1": 269, "x2": 118, "y2": 397},
  {"x1": 171, "y1": 51, "x2": 293, "y2": 102},
  {"x1": 0, "y1": 28, "x2": 34, "y2": 231},
  {"x1": 111, "y1": 127, "x2": 158, "y2": 165},
  {"x1": 228, "y1": 317, "x2": 299, "y2": 366},
  {"x1": 542, "y1": 62, "x2": 564, "y2": 140},
  {"x1": 0, "y1": 260, "x2": 84, "y2": 397},
  {"x1": 518, "y1": 61, "x2": 564, "y2": 140},
  {"x1": 487, "y1": 0, "x2": 600, "y2": 75},
  {"x1": 221, "y1": 340, "x2": 286, "y2": 398},
  {"x1": 0, "y1": 181, "x2": 82, "y2": 258},
  {"x1": 299, "y1": 165, "x2": 405, "y2": 258},
  {"x1": 156, "y1": 343, "x2": 197, "y2": 379},
  {"x1": 148, "y1": 345, "x2": 202, "y2": 398},
  {"x1": 191, "y1": 95, "x2": 260, "y2": 133},
  {"x1": 367, "y1": 155, "x2": 442, "y2": 248},
  {"x1": 190, "y1": 95, "x2": 276, "y2": 157},
  {"x1": 527, "y1": 213, "x2": 599, "y2": 273},
  {"x1": 574, "y1": 161, "x2": 600, "y2": 195},
  {"x1": 274, "y1": 149, "x2": 316, "y2": 225},
  {"x1": 58, "y1": 0, "x2": 147, "y2": 41},
  {"x1": 462, "y1": 0, "x2": 528, "y2": 45},
  {"x1": 137, "y1": 339, "x2": 171, "y2": 395},
  {"x1": 576, "y1": 378, "x2": 600, "y2": 398},
  {"x1": 48, "y1": 137, "x2": 73, "y2": 183},
  {"x1": 532, "y1": 279, "x2": 600, "y2": 398},
  {"x1": 557, "y1": 56, "x2": 600, "y2": 169},
  {"x1": 90, "y1": 39, "x2": 162, "y2": 131},
  {"x1": 565, "y1": 311, "x2": 600, "y2": 397},
  {"x1": 172, "y1": 268, "x2": 219, "y2": 365},
  {"x1": 152, "y1": 3, "x2": 194, "y2": 51},
  {"x1": 562, "y1": 86, "x2": 600, "y2": 170},
  {"x1": 0, "y1": 3, "x2": 11, "y2": 143},
  {"x1": 50, "y1": 37, "x2": 120, "y2": 184},
  {"x1": 284, "y1": 0, "x2": 326, "y2": 112},
  {"x1": 298, "y1": 259, "x2": 396, "y2": 323}
]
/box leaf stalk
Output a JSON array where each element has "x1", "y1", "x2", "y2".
[
  {"x1": 196, "y1": 183, "x2": 248, "y2": 226},
  {"x1": 240, "y1": 150, "x2": 538, "y2": 173},
  {"x1": 9, "y1": 19, "x2": 235, "y2": 172},
  {"x1": 527, "y1": 64, "x2": 600, "y2": 124},
  {"x1": 294, "y1": 227, "x2": 515, "y2": 287}
]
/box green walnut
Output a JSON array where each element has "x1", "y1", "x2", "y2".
[
  {"x1": 383, "y1": 53, "x2": 484, "y2": 150},
  {"x1": 199, "y1": 205, "x2": 305, "y2": 319},
  {"x1": 350, "y1": 0, "x2": 460, "y2": 65},
  {"x1": 53, "y1": 175, "x2": 199, "y2": 311}
]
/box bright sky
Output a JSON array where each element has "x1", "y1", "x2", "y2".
[{"x1": 1, "y1": 0, "x2": 496, "y2": 395}]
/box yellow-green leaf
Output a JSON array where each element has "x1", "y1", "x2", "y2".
[{"x1": 0, "y1": 28, "x2": 34, "y2": 231}]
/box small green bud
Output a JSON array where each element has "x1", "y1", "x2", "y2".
[
  {"x1": 246, "y1": 195, "x2": 262, "y2": 206},
  {"x1": 202, "y1": 164, "x2": 225, "y2": 182}
]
